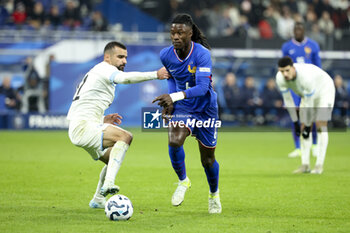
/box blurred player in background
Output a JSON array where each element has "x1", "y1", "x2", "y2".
[
  {"x1": 276, "y1": 57, "x2": 335, "y2": 174},
  {"x1": 153, "y1": 14, "x2": 221, "y2": 214},
  {"x1": 281, "y1": 22, "x2": 321, "y2": 158},
  {"x1": 67, "y1": 41, "x2": 169, "y2": 208}
]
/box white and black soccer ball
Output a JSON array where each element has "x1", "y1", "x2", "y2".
[{"x1": 105, "y1": 194, "x2": 133, "y2": 221}]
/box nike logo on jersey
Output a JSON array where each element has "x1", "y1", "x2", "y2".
[{"x1": 169, "y1": 69, "x2": 176, "y2": 72}]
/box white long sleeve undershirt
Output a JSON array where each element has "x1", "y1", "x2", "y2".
[{"x1": 113, "y1": 71, "x2": 158, "y2": 84}]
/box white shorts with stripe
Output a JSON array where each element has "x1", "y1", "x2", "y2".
[
  {"x1": 68, "y1": 119, "x2": 110, "y2": 160},
  {"x1": 299, "y1": 87, "x2": 335, "y2": 124}
]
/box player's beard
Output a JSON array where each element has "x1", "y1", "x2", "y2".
[{"x1": 118, "y1": 65, "x2": 125, "y2": 71}]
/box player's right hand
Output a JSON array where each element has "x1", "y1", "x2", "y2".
[
  {"x1": 157, "y1": 67, "x2": 170, "y2": 80},
  {"x1": 293, "y1": 121, "x2": 301, "y2": 137},
  {"x1": 152, "y1": 94, "x2": 173, "y2": 108},
  {"x1": 104, "y1": 113, "x2": 123, "y2": 125},
  {"x1": 162, "y1": 104, "x2": 174, "y2": 122}
]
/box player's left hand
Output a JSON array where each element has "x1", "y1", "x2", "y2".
[
  {"x1": 104, "y1": 113, "x2": 123, "y2": 125},
  {"x1": 302, "y1": 126, "x2": 311, "y2": 139},
  {"x1": 157, "y1": 67, "x2": 170, "y2": 80},
  {"x1": 152, "y1": 94, "x2": 173, "y2": 108}
]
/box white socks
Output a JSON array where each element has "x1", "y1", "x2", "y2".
[
  {"x1": 94, "y1": 165, "x2": 107, "y2": 199},
  {"x1": 316, "y1": 127, "x2": 328, "y2": 167},
  {"x1": 301, "y1": 136, "x2": 312, "y2": 165},
  {"x1": 104, "y1": 141, "x2": 129, "y2": 185}
]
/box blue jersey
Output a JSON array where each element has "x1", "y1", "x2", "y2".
[
  {"x1": 282, "y1": 37, "x2": 321, "y2": 67},
  {"x1": 160, "y1": 41, "x2": 217, "y2": 113}
]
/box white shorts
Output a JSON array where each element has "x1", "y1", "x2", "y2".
[
  {"x1": 68, "y1": 120, "x2": 110, "y2": 160},
  {"x1": 300, "y1": 88, "x2": 335, "y2": 124}
]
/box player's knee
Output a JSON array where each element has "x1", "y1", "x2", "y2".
[
  {"x1": 168, "y1": 132, "x2": 186, "y2": 147},
  {"x1": 201, "y1": 156, "x2": 215, "y2": 168},
  {"x1": 168, "y1": 127, "x2": 188, "y2": 147},
  {"x1": 122, "y1": 131, "x2": 133, "y2": 145}
]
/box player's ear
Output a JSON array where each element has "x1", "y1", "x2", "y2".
[{"x1": 104, "y1": 53, "x2": 110, "y2": 62}]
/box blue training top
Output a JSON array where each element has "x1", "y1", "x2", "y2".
[
  {"x1": 160, "y1": 41, "x2": 217, "y2": 113},
  {"x1": 281, "y1": 37, "x2": 321, "y2": 67}
]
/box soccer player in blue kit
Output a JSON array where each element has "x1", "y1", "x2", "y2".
[
  {"x1": 153, "y1": 14, "x2": 221, "y2": 214},
  {"x1": 281, "y1": 22, "x2": 321, "y2": 158}
]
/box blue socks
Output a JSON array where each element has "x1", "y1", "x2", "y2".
[
  {"x1": 312, "y1": 122, "x2": 317, "y2": 145},
  {"x1": 168, "y1": 145, "x2": 186, "y2": 181},
  {"x1": 204, "y1": 160, "x2": 219, "y2": 193},
  {"x1": 292, "y1": 122, "x2": 301, "y2": 149},
  {"x1": 169, "y1": 145, "x2": 220, "y2": 193}
]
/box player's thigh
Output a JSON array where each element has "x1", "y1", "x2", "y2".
[
  {"x1": 102, "y1": 124, "x2": 133, "y2": 148},
  {"x1": 167, "y1": 110, "x2": 192, "y2": 146},
  {"x1": 168, "y1": 125, "x2": 190, "y2": 147}
]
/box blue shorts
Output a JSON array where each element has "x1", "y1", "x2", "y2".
[
  {"x1": 170, "y1": 105, "x2": 219, "y2": 148},
  {"x1": 290, "y1": 90, "x2": 301, "y2": 106}
]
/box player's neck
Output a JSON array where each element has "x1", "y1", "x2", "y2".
[
  {"x1": 295, "y1": 37, "x2": 305, "y2": 43},
  {"x1": 176, "y1": 42, "x2": 192, "y2": 60}
]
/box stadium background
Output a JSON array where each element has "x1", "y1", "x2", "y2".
[
  {"x1": 1, "y1": 1, "x2": 350, "y2": 232},
  {"x1": 0, "y1": 0, "x2": 349, "y2": 129}
]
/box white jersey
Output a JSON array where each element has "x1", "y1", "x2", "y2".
[
  {"x1": 276, "y1": 63, "x2": 335, "y2": 124},
  {"x1": 67, "y1": 61, "x2": 120, "y2": 122},
  {"x1": 67, "y1": 61, "x2": 159, "y2": 160},
  {"x1": 67, "y1": 61, "x2": 158, "y2": 123},
  {"x1": 276, "y1": 63, "x2": 333, "y2": 99}
]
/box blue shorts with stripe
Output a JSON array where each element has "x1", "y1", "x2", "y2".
[{"x1": 169, "y1": 105, "x2": 219, "y2": 148}]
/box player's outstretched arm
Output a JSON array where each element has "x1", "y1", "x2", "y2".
[
  {"x1": 113, "y1": 67, "x2": 170, "y2": 84},
  {"x1": 157, "y1": 67, "x2": 170, "y2": 80}
]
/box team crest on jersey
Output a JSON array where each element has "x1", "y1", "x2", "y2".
[
  {"x1": 188, "y1": 65, "x2": 197, "y2": 74},
  {"x1": 304, "y1": 46, "x2": 312, "y2": 54}
]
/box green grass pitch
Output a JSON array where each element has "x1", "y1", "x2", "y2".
[{"x1": 0, "y1": 130, "x2": 349, "y2": 233}]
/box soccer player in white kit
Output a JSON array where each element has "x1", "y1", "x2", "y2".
[
  {"x1": 276, "y1": 57, "x2": 335, "y2": 174},
  {"x1": 67, "y1": 41, "x2": 169, "y2": 208}
]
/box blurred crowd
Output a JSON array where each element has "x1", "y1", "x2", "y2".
[
  {"x1": 0, "y1": 0, "x2": 108, "y2": 31},
  {"x1": 135, "y1": 0, "x2": 350, "y2": 48},
  {"x1": 217, "y1": 72, "x2": 349, "y2": 125},
  {"x1": 1, "y1": 0, "x2": 349, "y2": 43},
  {"x1": 0, "y1": 55, "x2": 54, "y2": 113}
]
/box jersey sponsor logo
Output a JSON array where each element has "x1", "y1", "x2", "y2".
[
  {"x1": 187, "y1": 65, "x2": 197, "y2": 74},
  {"x1": 198, "y1": 67, "x2": 211, "y2": 73}
]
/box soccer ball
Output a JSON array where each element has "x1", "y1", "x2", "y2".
[{"x1": 105, "y1": 194, "x2": 133, "y2": 221}]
